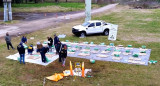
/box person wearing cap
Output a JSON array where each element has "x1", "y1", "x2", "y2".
[
  {"x1": 36, "y1": 42, "x2": 43, "y2": 52},
  {"x1": 17, "y1": 42, "x2": 25, "y2": 64},
  {"x1": 5, "y1": 32, "x2": 14, "y2": 50},
  {"x1": 28, "y1": 44, "x2": 34, "y2": 55},
  {"x1": 54, "y1": 34, "x2": 60, "y2": 54},
  {"x1": 21, "y1": 36, "x2": 27, "y2": 43},
  {"x1": 40, "y1": 44, "x2": 49, "y2": 63}
]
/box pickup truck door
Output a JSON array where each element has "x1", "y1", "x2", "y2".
[
  {"x1": 86, "y1": 23, "x2": 96, "y2": 34},
  {"x1": 95, "y1": 22, "x2": 103, "y2": 33}
]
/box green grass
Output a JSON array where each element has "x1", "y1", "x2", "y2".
[
  {"x1": 12, "y1": 2, "x2": 85, "y2": 8},
  {"x1": 0, "y1": 2, "x2": 100, "y2": 12},
  {"x1": 0, "y1": 20, "x2": 20, "y2": 25},
  {"x1": 0, "y1": 6, "x2": 160, "y2": 86}
]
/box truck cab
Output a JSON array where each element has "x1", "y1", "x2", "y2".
[{"x1": 72, "y1": 20, "x2": 111, "y2": 37}]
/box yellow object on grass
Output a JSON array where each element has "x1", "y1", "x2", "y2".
[{"x1": 46, "y1": 73, "x2": 64, "y2": 82}]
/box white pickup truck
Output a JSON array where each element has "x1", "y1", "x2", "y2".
[{"x1": 72, "y1": 20, "x2": 112, "y2": 37}]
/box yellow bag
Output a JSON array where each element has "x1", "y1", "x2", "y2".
[{"x1": 46, "y1": 73, "x2": 64, "y2": 82}]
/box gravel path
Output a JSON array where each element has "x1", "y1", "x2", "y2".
[{"x1": 0, "y1": 3, "x2": 118, "y2": 37}]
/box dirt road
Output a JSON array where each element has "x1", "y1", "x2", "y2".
[{"x1": 0, "y1": 3, "x2": 118, "y2": 37}]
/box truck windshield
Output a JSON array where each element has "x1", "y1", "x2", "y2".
[{"x1": 82, "y1": 22, "x2": 90, "y2": 27}]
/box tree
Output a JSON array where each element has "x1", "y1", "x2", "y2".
[
  {"x1": 55, "y1": 0, "x2": 59, "y2": 3},
  {"x1": 35, "y1": 0, "x2": 38, "y2": 3},
  {"x1": 0, "y1": 0, "x2": 3, "y2": 7}
]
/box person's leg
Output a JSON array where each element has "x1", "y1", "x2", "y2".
[
  {"x1": 61, "y1": 57, "x2": 64, "y2": 65},
  {"x1": 49, "y1": 46, "x2": 52, "y2": 52},
  {"x1": 31, "y1": 51, "x2": 33, "y2": 55},
  {"x1": 59, "y1": 54, "x2": 62, "y2": 62},
  {"x1": 42, "y1": 53, "x2": 46, "y2": 62},
  {"x1": 55, "y1": 45, "x2": 58, "y2": 54},
  {"x1": 7, "y1": 43, "x2": 9, "y2": 50},
  {"x1": 9, "y1": 42, "x2": 14, "y2": 49},
  {"x1": 20, "y1": 54, "x2": 22, "y2": 64},
  {"x1": 22, "y1": 54, "x2": 25, "y2": 64},
  {"x1": 44, "y1": 54, "x2": 46, "y2": 63},
  {"x1": 40, "y1": 52, "x2": 44, "y2": 62},
  {"x1": 62, "y1": 58, "x2": 66, "y2": 66},
  {"x1": 28, "y1": 52, "x2": 31, "y2": 55}
]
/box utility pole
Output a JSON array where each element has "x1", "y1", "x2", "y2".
[
  {"x1": 85, "y1": 0, "x2": 91, "y2": 23},
  {"x1": 3, "y1": 0, "x2": 12, "y2": 22}
]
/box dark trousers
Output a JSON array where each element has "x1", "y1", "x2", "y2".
[
  {"x1": 59, "y1": 54, "x2": 62, "y2": 62},
  {"x1": 55, "y1": 45, "x2": 58, "y2": 54},
  {"x1": 40, "y1": 52, "x2": 46, "y2": 63},
  {"x1": 19, "y1": 54, "x2": 25, "y2": 64},
  {"x1": 59, "y1": 53, "x2": 67, "y2": 62},
  {"x1": 6, "y1": 42, "x2": 14, "y2": 50}
]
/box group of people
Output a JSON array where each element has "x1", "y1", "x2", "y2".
[
  {"x1": 5, "y1": 32, "x2": 67, "y2": 66},
  {"x1": 46, "y1": 34, "x2": 68, "y2": 67}
]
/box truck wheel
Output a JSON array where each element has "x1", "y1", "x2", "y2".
[
  {"x1": 104, "y1": 29, "x2": 109, "y2": 36},
  {"x1": 80, "y1": 32, "x2": 86, "y2": 37}
]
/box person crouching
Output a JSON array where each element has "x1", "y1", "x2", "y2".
[
  {"x1": 28, "y1": 44, "x2": 34, "y2": 55},
  {"x1": 40, "y1": 44, "x2": 49, "y2": 63}
]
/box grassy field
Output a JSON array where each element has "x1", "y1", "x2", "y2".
[
  {"x1": 0, "y1": 2, "x2": 101, "y2": 13},
  {"x1": 0, "y1": 6, "x2": 160, "y2": 86}
]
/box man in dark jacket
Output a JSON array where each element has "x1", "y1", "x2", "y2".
[
  {"x1": 57, "y1": 42, "x2": 67, "y2": 64},
  {"x1": 40, "y1": 44, "x2": 49, "y2": 63},
  {"x1": 5, "y1": 32, "x2": 14, "y2": 50},
  {"x1": 47, "y1": 37, "x2": 53, "y2": 52},
  {"x1": 17, "y1": 42, "x2": 25, "y2": 64},
  {"x1": 59, "y1": 44, "x2": 67, "y2": 67},
  {"x1": 54, "y1": 34, "x2": 60, "y2": 54}
]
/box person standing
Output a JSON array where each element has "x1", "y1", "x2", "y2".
[
  {"x1": 40, "y1": 44, "x2": 49, "y2": 63},
  {"x1": 47, "y1": 37, "x2": 53, "y2": 52},
  {"x1": 21, "y1": 36, "x2": 27, "y2": 43},
  {"x1": 5, "y1": 32, "x2": 14, "y2": 50},
  {"x1": 59, "y1": 44, "x2": 67, "y2": 67},
  {"x1": 17, "y1": 42, "x2": 25, "y2": 64},
  {"x1": 54, "y1": 34, "x2": 60, "y2": 54},
  {"x1": 57, "y1": 42, "x2": 62, "y2": 62}
]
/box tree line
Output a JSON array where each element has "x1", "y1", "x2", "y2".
[{"x1": 0, "y1": 0, "x2": 160, "y2": 7}]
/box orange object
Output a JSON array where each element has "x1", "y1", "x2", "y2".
[
  {"x1": 82, "y1": 62, "x2": 85, "y2": 77},
  {"x1": 70, "y1": 61, "x2": 73, "y2": 76},
  {"x1": 46, "y1": 73, "x2": 64, "y2": 82}
]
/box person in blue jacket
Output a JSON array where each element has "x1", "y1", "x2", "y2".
[
  {"x1": 28, "y1": 44, "x2": 34, "y2": 55},
  {"x1": 54, "y1": 34, "x2": 60, "y2": 54},
  {"x1": 40, "y1": 44, "x2": 49, "y2": 63},
  {"x1": 21, "y1": 36, "x2": 27, "y2": 43},
  {"x1": 17, "y1": 42, "x2": 25, "y2": 64}
]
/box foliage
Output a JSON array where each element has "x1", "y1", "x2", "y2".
[{"x1": 12, "y1": 2, "x2": 85, "y2": 8}]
